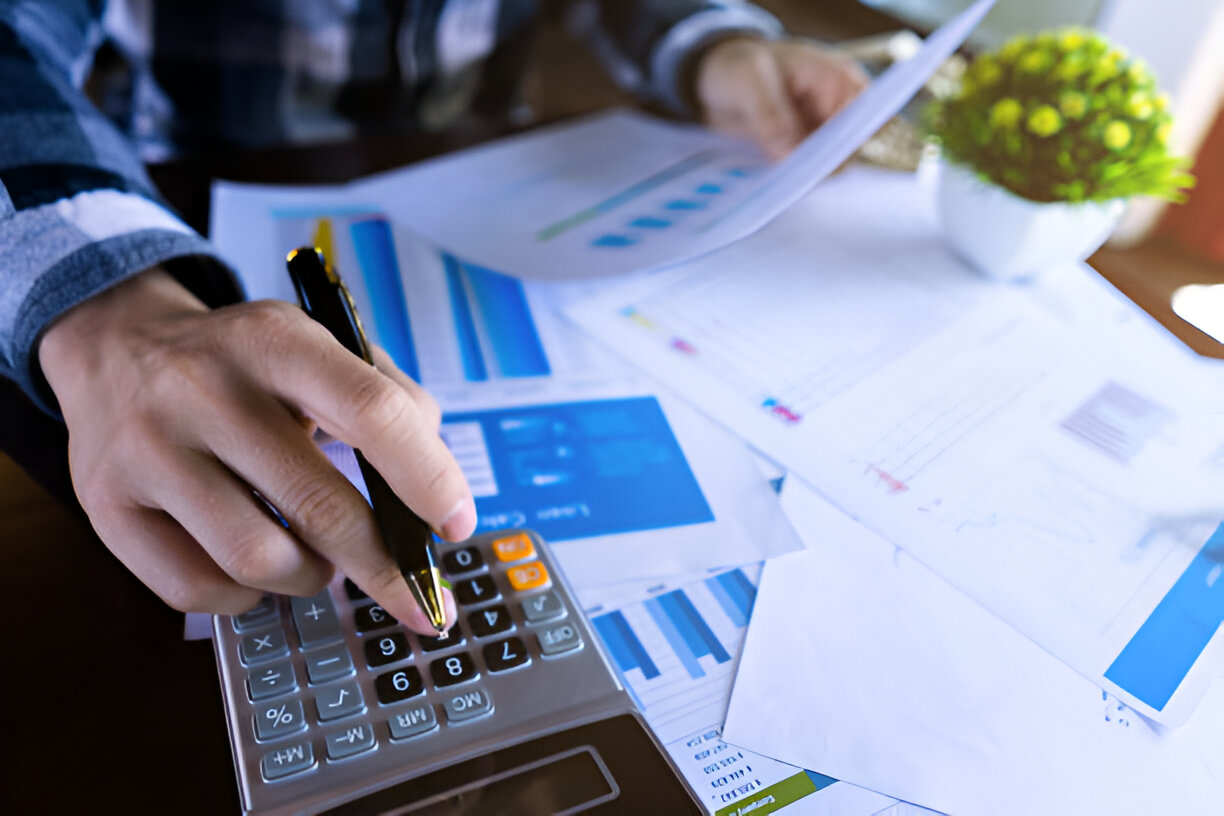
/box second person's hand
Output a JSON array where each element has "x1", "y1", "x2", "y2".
[{"x1": 694, "y1": 36, "x2": 869, "y2": 161}]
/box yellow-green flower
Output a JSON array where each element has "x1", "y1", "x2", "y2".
[
  {"x1": 1154, "y1": 93, "x2": 1170, "y2": 111},
  {"x1": 971, "y1": 56, "x2": 1003, "y2": 87},
  {"x1": 989, "y1": 98, "x2": 1024, "y2": 129},
  {"x1": 1027, "y1": 105, "x2": 1063, "y2": 137},
  {"x1": 1127, "y1": 92, "x2": 1154, "y2": 120},
  {"x1": 1059, "y1": 91, "x2": 1088, "y2": 119},
  {"x1": 999, "y1": 36, "x2": 1029, "y2": 61},
  {"x1": 1060, "y1": 31, "x2": 1086, "y2": 50},
  {"x1": 1127, "y1": 59, "x2": 1149, "y2": 84},
  {"x1": 1104, "y1": 120, "x2": 1132, "y2": 150},
  {"x1": 1018, "y1": 50, "x2": 1051, "y2": 74},
  {"x1": 1156, "y1": 121, "x2": 1172, "y2": 145},
  {"x1": 1052, "y1": 55, "x2": 1088, "y2": 81}
]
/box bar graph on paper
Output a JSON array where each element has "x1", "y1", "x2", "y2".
[
  {"x1": 587, "y1": 566, "x2": 843, "y2": 814},
  {"x1": 274, "y1": 211, "x2": 567, "y2": 390}
]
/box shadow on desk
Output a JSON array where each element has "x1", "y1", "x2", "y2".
[{"x1": 0, "y1": 456, "x2": 239, "y2": 812}]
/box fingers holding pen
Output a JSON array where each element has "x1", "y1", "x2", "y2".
[{"x1": 247, "y1": 313, "x2": 477, "y2": 542}]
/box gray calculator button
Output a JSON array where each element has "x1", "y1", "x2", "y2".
[
  {"x1": 290, "y1": 591, "x2": 343, "y2": 649},
  {"x1": 521, "y1": 590, "x2": 565, "y2": 624},
  {"x1": 444, "y1": 687, "x2": 493, "y2": 724},
  {"x1": 254, "y1": 699, "x2": 307, "y2": 741},
  {"x1": 537, "y1": 622, "x2": 582, "y2": 657},
  {"x1": 305, "y1": 645, "x2": 355, "y2": 685},
  {"x1": 241, "y1": 629, "x2": 290, "y2": 665},
  {"x1": 247, "y1": 660, "x2": 298, "y2": 701},
  {"x1": 315, "y1": 680, "x2": 365, "y2": 722},
  {"x1": 262, "y1": 740, "x2": 314, "y2": 780},
  {"x1": 233, "y1": 595, "x2": 279, "y2": 632},
  {"x1": 326, "y1": 723, "x2": 377, "y2": 760},
  {"x1": 388, "y1": 705, "x2": 438, "y2": 740}
]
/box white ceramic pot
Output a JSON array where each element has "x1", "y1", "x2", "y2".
[{"x1": 935, "y1": 159, "x2": 1126, "y2": 281}]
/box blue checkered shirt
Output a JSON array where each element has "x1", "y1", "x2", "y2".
[{"x1": 0, "y1": 0, "x2": 779, "y2": 412}]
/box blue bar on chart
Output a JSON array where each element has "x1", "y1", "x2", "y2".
[
  {"x1": 349, "y1": 218, "x2": 420, "y2": 381},
  {"x1": 462, "y1": 261, "x2": 550, "y2": 378},
  {"x1": 1105, "y1": 522, "x2": 1224, "y2": 711},
  {"x1": 647, "y1": 590, "x2": 731, "y2": 680},
  {"x1": 440, "y1": 253, "x2": 488, "y2": 381},
  {"x1": 592, "y1": 610, "x2": 660, "y2": 680},
  {"x1": 705, "y1": 569, "x2": 757, "y2": 629}
]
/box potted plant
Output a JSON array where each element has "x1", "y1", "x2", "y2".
[{"x1": 924, "y1": 27, "x2": 1195, "y2": 280}]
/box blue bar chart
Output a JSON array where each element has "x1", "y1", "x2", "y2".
[
  {"x1": 587, "y1": 565, "x2": 846, "y2": 814},
  {"x1": 349, "y1": 218, "x2": 421, "y2": 381},
  {"x1": 275, "y1": 210, "x2": 551, "y2": 388},
  {"x1": 592, "y1": 566, "x2": 754, "y2": 686}
]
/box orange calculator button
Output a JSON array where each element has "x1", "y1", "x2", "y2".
[
  {"x1": 491, "y1": 532, "x2": 536, "y2": 563},
  {"x1": 507, "y1": 561, "x2": 549, "y2": 591}
]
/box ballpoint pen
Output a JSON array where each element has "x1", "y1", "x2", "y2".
[{"x1": 286, "y1": 246, "x2": 450, "y2": 637}]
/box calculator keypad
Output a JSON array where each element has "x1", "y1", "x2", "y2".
[{"x1": 218, "y1": 529, "x2": 594, "y2": 798}]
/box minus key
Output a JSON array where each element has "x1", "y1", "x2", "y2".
[{"x1": 305, "y1": 644, "x2": 355, "y2": 684}]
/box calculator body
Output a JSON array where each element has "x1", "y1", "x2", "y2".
[{"x1": 212, "y1": 529, "x2": 700, "y2": 814}]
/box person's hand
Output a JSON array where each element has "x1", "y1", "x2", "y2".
[
  {"x1": 694, "y1": 36, "x2": 869, "y2": 160},
  {"x1": 39, "y1": 267, "x2": 475, "y2": 633}
]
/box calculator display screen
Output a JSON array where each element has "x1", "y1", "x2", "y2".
[
  {"x1": 323, "y1": 714, "x2": 699, "y2": 815},
  {"x1": 394, "y1": 747, "x2": 615, "y2": 815}
]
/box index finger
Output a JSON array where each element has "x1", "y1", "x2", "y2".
[{"x1": 234, "y1": 303, "x2": 476, "y2": 541}]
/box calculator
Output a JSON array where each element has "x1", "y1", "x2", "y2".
[{"x1": 212, "y1": 529, "x2": 701, "y2": 814}]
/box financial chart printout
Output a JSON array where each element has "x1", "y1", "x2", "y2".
[
  {"x1": 580, "y1": 566, "x2": 903, "y2": 816},
  {"x1": 211, "y1": 184, "x2": 801, "y2": 588},
  {"x1": 569, "y1": 167, "x2": 1224, "y2": 725}
]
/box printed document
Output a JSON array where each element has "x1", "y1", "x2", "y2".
[
  {"x1": 567, "y1": 166, "x2": 1224, "y2": 724},
  {"x1": 349, "y1": 0, "x2": 996, "y2": 279},
  {"x1": 722, "y1": 480, "x2": 1224, "y2": 815},
  {"x1": 210, "y1": 182, "x2": 801, "y2": 588}
]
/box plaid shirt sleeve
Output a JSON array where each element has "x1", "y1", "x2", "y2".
[
  {"x1": 0, "y1": 0, "x2": 241, "y2": 415},
  {"x1": 570, "y1": 0, "x2": 784, "y2": 113}
]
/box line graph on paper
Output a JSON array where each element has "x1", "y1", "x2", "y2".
[{"x1": 616, "y1": 257, "x2": 960, "y2": 426}]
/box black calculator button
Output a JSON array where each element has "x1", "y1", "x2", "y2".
[
  {"x1": 419, "y1": 625, "x2": 466, "y2": 652},
  {"x1": 364, "y1": 632, "x2": 411, "y2": 667},
  {"x1": 343, "y1": 578, "x2": 368, "y2": 601},
  {"x1": 483, "y1": 637, "x2": 530, "y2": 673},
  {"x1": 468, "y1": 604, "x2": 514, "y2": 638},
  {"x1": 430, "y1": 652, "x2": 478, "y2": 687},
  {"x1": 455, "y1": 575, "x2": 499, "y2": 606},
  {"x1": 375, "y1": 666, "x2": 424, "y2": 704},
  {"x1": 443, "y1": 546, "x2": 484, "y2": 575},
  {"x1": 354, "y1": 604, "x2": 396, "y2": 633}
]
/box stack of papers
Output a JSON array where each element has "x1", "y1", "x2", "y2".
[{"x1": 209, "y1": 0, "x2": 1224, "y2": 811}]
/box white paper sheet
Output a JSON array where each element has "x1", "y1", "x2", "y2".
[
  {"x1": 343, "y1": 0, "x2": 996, "y2": 280},
  {"x1": 566, "y1": 165, "x2": 1224, "y2": 725},
  {"x1": 722, "y1": 480, "x2": 1224, "y2": 816},
  {"x1": 209, "y1": 182, "x2": 801, "y2": 588}
]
